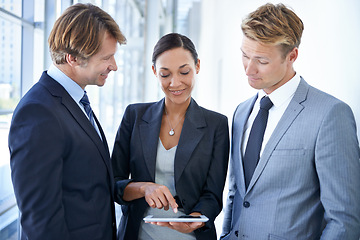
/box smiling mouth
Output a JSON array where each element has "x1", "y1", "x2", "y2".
[
  {"x1": 100, "y1": 73, "x2": 109, "y2": 79},
  {"x1": 170, "y1": 89, "x2": 185, "y2": 95}
]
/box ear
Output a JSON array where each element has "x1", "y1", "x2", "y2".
[
  {"x1": 195, "y1": 59, "x2": 200, "y2": 74},
  {"x1": 65, "y1": 54, "x2": 79, "y2": 67},
  {"x1": 288, "y1": 47, "x2": 298, "y2": 63},
  {"x1": 152, "y1": 65, "x2": 157, "y2": 76}
]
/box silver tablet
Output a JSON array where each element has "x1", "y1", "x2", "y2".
[{"x1": 143, "y1": 215, "x2": 209, "y2": 222}]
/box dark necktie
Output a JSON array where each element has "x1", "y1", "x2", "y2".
[
  {"x1": 80, "y1": 91, "x2": 97, "y2": 129},
  {"x1": 243, "y1": 96, "x2": 273, "y2": 190}
]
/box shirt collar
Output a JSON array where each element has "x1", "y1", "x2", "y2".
[
  {"x1": 47, "y1": 64, "x2": 84, "y2": 103},
  {"x1": 260, "y1": 72, "x2": 301, "y2": 108}
]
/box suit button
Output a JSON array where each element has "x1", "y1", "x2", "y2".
[
  {"x1": 235, "y1": 230, "x2": 239, "y2": 237},
  {"x1": 243, "y1": 201, "x2": 250, "y2": 208},
  {"x1": 182, "y1": 199, "x2": 186, "y2": 206}
]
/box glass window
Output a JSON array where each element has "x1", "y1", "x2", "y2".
[
  {"x1": 0, "y1": 0, "x2": 22, "y2": 17},
  {"x1": 0, "y1": 0, "x2": 44, "y2": 238},
  {"x1": 0, "y1": 17, "x2": 21, "y2": 113}
]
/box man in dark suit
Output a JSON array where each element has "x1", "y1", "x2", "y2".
[{"x1": 8, "y1": 3, "x2": 126, "y2": 240}]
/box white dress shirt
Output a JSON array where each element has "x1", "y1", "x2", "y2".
[{"x1": 242, "y1": 73, "x2": 301, "y2": 157}]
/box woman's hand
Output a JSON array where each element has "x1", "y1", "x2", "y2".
[
  {"x1": 123, "y1": 182, "x2": 178, "y2": 212},
  {"x1": 149, "y1": 212, "x2": 205, "y2": 233},
  {"x1": 142, "y1": 182, "x2": 178, "y2": 212}
]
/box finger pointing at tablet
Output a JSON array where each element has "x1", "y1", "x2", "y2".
[
  {"x1": 123, "y1": 182, "x2": 178, "y2": 213},
  {"x1": 143, "y1": 183, "x2": 178, "y2": 213}
]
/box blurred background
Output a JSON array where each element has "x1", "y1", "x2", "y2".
[{"x1": 1, "y1": 0, "x2": 359, "y2": 239}]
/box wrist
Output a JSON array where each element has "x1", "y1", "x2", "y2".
[{"x1": 139, "y1": 182, "x2": 152, "y2": 197}]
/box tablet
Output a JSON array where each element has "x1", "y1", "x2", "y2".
[{"x1": 143, "y1": 215, "x2": 209, "y2": 222}]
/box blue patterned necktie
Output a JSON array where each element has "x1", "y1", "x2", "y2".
[
  {"x1": 243, "y1": 96, "x2": 273, "y2": 190},
  {"x1": 80, "y1": 91, "x2": 96, "y2": 129}
]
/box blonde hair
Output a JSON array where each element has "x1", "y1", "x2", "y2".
[
  {"x1": 48, "y1": 3, "x2": 126, "y2": 64},
  {"x1": 241, "y1": 3, "x2": 304, "y2": 57}
]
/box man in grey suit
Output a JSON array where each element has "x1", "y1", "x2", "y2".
[{"x1": 221, "y1": 3, "x2": 360, "y2": 240}]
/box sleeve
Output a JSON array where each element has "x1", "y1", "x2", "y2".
[
  {"x1": 8, "y1": 102, "x2": 70, "y2": 240},
  {"x1": 192, "y1": 115, "x2": 230, "y2": 230},
  {"x1": 221, "y1": 159, "x2": 237, "y2": 237},
  {"x1": 220, "y1": 110, "x2": 238, "y2": 237},
  {"x1": 111, "y1": 105, "x2": 134, "y2": 205},
  {"x1": 317, "y1": 102, "x2": 360, "y2": 239}
]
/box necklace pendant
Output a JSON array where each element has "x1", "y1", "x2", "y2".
[{"x1": 169, "y1": 129, "x2": 175, "y2": 136}]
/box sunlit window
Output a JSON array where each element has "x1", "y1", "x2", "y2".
[
  {"x1": 0, "y1": 2, "x2": 22, "y2": 113},
  {"x1": 0, "y1": 0, "x2": 44, "y2": 239}
]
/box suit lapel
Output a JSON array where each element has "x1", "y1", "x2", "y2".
[
  {"x1": 135, "y1": 98, "x2": 207, "y2": 183},
  {"x1": 93, "y1": 114, "x2": 114, "y2": 191},
  {"x1": 139, "y1": 100, "x2": 164, "y2": 181},
  {"x1": 175, "y1": 99, "x2": 206, "y2": 183},
  {"x1": 39, "y1": 73, "x2": 112, "y2": 183},
  {"x1": 94, "y1": 115, "x2": 110, "y2": 156},
  {"x1": 60, "y1": 86, "x2": 111, "y2": 162},
  {"x1": 247, "y1": 78, "x2": 309, "y2": 192},
  {"x1": 233, "y1": 95, "x2": 257, "y2": 196}
]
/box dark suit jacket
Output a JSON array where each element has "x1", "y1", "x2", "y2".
[
  {"x1": 8, "y1": 72, "x2": 117, "y2": 240},
  {"x1": 111, "y1": 98, "x2": 230, "y2": 240}
]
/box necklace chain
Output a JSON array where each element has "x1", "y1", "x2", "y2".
[{"x1": 164, "y1": 108, "x2": 185, "y2": 136}]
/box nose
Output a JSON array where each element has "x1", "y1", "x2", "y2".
[
  {"x1": 170, "y1": 74, "x2": 181, "y2": 87},
  {"x1": 109, "y1": 56, "x2": 118, "y2": 71},
  {"x1": 245, "y1": 60, "x2": 257, "y2": 76}
]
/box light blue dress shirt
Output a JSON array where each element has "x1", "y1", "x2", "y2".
[{"x1": 47, "y1": 64, "x2": 102, "y2": 139}]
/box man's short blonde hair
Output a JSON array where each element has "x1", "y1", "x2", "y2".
[
  {"x1": 241, "y1": 3, "x2": 304, "y2": 57},
  {"x1": 48, "y1": 3, "x2": 126, "y2": 65}
]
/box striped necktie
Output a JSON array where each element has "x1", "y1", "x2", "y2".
[
  {"x1": 80, "y1": 91, "x2": 96, "y2": 129},
  {"x1": 243, "y1": 96, "x2": 273, "y2": 190}
]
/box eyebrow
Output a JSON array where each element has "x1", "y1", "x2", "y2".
[
  {"x1": 241, "y1": 49, "x2": 269, "y2": 60},
  {"x1": 160, "y1": 64, "x2": 189, "y2": 70},
  {"x1": 102, "y1": 53, "x2": 115, "y2": 59}
]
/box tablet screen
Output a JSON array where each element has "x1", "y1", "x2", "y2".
[{"x1": 143, "y1": 215, "x2": 209, "y2": 222}]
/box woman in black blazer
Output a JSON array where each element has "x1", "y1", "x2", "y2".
[{"x1": 111, "y1": 33, "x2": 229, "y2": 240}]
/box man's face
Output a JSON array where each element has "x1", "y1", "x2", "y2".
[
  {"x1": 241, "y1": 36, "x2": 297, "y2": 94},
  {"x1": 75, "y1": 31, "x2": 118, "y2": 89}
]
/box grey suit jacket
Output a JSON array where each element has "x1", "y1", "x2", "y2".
[
  {"x1": 111, "y1": 98, "x2": 230, "y2": 240},
  {"x1": 221, "y1": 78, "x2": 360, "y2": 240}
]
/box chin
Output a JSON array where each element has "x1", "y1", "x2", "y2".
[
  {"x1": 178, "y1": 96, "x2": 192, "y2": 105},
  {"x1": 168, "y1": 96, "x2": 191, "y2": 105},
  {"x1": 96, "y1": 80, "x2": 106, "y2": 87},
  {"x1": 249, "y1": 82, "x2": 262, "y2": 90}
]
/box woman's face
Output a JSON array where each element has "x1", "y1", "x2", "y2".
[{"x1": 152, "y1": 47, "x2": 200, "y2": 107}]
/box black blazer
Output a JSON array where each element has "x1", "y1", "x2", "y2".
[
  {"x1": 111, "y1": 98, "x2": 230, "y2": 240},
  {"x1": 8, "y1": 72, "x2": 117, "y2": 240}
]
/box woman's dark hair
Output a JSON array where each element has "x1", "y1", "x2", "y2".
[{"x1": 152, "y1": 33, "x2": 198, "y2": 68}]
